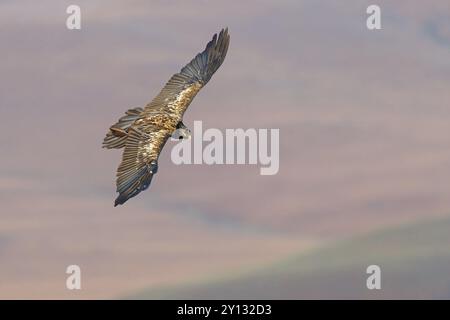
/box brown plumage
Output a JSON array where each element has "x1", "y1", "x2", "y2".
[{"x1": 103, "y1": 28, "x2": 230, "y2": 206}]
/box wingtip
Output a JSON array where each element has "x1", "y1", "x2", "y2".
[
  {"x1": 114, "y1": 194, "x2": 126, "y2": 207},
  {"x1": 221, "y1": 27, "x2": 229, "y2": 37}
]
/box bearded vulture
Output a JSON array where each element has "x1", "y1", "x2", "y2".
[{"x1": 103, "y1": 28, "x2": 230, "y2": 206}]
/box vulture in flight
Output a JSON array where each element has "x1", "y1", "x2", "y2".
[{"x1": 103, "y1": 28, "x2": 230, "y2": 206}]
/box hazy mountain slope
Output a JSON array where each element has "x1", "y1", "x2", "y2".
[{"x1": 130, "y1": 217, "x2": 450, "y2": 299}]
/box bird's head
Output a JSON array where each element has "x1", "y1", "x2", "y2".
[{"x1": 172, "y1": 127, "x2": 191, "y2": 140}]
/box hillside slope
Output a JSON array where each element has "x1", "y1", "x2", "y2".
[{"x1": 130, "y1": 217, "x2": 450, "y2": 299}]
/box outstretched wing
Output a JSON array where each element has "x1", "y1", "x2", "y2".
[
  {"x1": 114, "y1": 124, "x2": 171, "y2": 206},
  {"x1": 113, "y1": 28, "x2": 230, "y2": 206},
  {"x1": 141, "y1": 28, "x2": 230, "y2": 118}
]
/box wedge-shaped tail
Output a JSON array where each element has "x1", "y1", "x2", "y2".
[{"x1": 102, "y1": 107, "x2": 143, "y2": 149}]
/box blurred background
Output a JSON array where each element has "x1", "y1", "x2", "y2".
[{"x1": 0, "y1": 0, "x2": 450, "y2": 299}]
